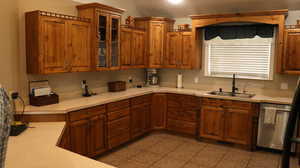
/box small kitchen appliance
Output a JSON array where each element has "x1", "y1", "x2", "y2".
[{"x1": 146, "y1": 69, "x2": 159, "y2": 87}]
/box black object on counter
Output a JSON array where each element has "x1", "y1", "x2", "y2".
[
  {"x1": 29, "y1": 93, "x2": 59, "y2": 106},
  {"x1": 10, "y1": 123, "x2": 28, "y2": 136}
]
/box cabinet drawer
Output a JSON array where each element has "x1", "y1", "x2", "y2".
[
  {"x1": 107, "y1": 99, "x2": 130, "y2": 112},
  {"x1": 168, "y1": 107, "x2": 197, "y2": 122},
  {"x1": 167, "y1": 119, "x2": 196, "y2": 135},
  {"x1": 69, "y1": 105, "x2": 106, "y2": 122},
  {"x1": 181, "y1": 95, "x2": 199, "y2": 108},
  {"x1": 108, "y1": 107, "x2": 130, "y2": 121},
  {"x1": 108, "y1": 131, "x2": 130, "y2": 149},
  {"x1": 201, "y1": 98, "x2": 222, "y2": 107},
  {"x1": 108, "y1": 116, "x2": 130, "y2": 138},
  {"x1": 131, "y1": 94, "x2": 151, "y2": 106},
  {"x1": 225, "y1": 100, "x2": 252, "y2": 110}
]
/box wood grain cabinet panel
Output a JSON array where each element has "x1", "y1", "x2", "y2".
[
  {"x1": 151, "y1": 94, "x2": 167, "y2": 129},
  {"x1": 165, "y1": 32, "x2": 181, "y2": 68},
  {"x1": 181, "y1": 32, "x2": 193, "y2": 69},
  {"x1": 69, "y1": 119, "x2": 90, "y2": 156},
  {"x1": 223, "y1": 109, "x2": 251, "y2": 145},
  {"x1": 131, "y1": 104, "x2": 148, "y2": 138},
  {"x1": 283, "y1": 29, "x2": 300, "y2": 73},
  {"x1": 134, "y1": 17, "x2": 175, "y2": 68},
  {"x1": 200, "y1": 106, "x2": 224, "y2": 140},
  {"x1": 25, "y1": 11, "x2": 92, "y2": 74},
  {"x1": 89, "y1": 115, "x2": 106, "y2": 156},
  {"x1": 68, "y1": 21, "x2": 91, "y2": 72},
  {"x1": 120, "y1": 27, "x2": 146, "y2": 69}
]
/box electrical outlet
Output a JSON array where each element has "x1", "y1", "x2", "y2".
[
  {"x1": 11, "y1": 92, "x2": 19, "y2": 100},
  {"x1": 280, "y1": 83, "x2": 288, "y2": 90},
  {"x1": 194, "y1": 77, "x2": 199, "y2": 84},
  {"x1": 128, "y1": 76, "x2": 133, "y2": 83}
]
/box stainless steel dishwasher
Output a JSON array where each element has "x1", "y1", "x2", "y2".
[{"x1": 257, "y1": 103, "x2": 295, "y2": 151}]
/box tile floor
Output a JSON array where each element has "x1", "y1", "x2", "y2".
[{"x1": 97, "y1": 133, "x2": 299, "y2": 168}]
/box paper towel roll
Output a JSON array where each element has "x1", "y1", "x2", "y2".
[{"x1": 177, "y1": 73, "x2": 183, "y2": 88}]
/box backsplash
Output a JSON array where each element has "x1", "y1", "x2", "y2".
[
  {"x1": 28, "y1": 69, "x2": 145, "y2": 101},
  {"x1": 159, "y1": 69, "x2": 299, "y2": 97}
]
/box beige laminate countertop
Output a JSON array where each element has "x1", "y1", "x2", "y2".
[
  {"x1": 20, "y1": 87, "x2": 293, "y2": 114},
  {"x1": 6, "y1": 122, "x2": 115, "y2": 168}
]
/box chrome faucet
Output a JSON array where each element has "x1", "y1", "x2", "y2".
[{"x1": 232, "y1": 74, "x2": 238, "y2": 96}]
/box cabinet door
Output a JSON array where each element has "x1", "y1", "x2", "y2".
[
  {"x1": 69, "y1": 119, "x2": 89, "y2": 156},
  {"x1": 149, "y1": 23, "x2": 165, "y2": 68},
  {"x1": 165, "y1": 32, "x2": 181, "y2": 68},
  {"x1": 181, "y1": 32, "x2": 193, "y2": 69},
  {"x1": 68, "y1": 21, "x2": 91, "y2": 72},
  {"x1": 120, "y1": 28, "x2": 132, "y2": 68},
  {"x1": 224, "y1": 109, "x2": 251, "y2": 145},
  {"x1": 96, "y1": 13, "x2": 109, "y2": 70},
  {"x1": 132, "y1": 30, "x2": 146, "y2": 68},
  {"x1": 131, "y1": 104, "x2": 147, "y2": 138},
  {"x1": 89, "y1": 115, "x2": 107, "y2": 157},
  {"x1": 200, "y1": 106, "x2": 224, "y2": 140},
  {"x1": 283, "y1": 30, "x2": 300, "y2": 72},
  {"x1": 109, "y1": 15, "x2": 121, "y2": 70},
  {"x1": 41, "y1": 17, "x2": 67, "y2": 74},
  {"x1": 151, "y1": 94, "x2": 167, "y2": 129}
]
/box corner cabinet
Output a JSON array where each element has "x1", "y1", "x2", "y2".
[
  {"x1": 165, "y1": 31, "x2": 193, "y2": 69},
  {"x1": 77, "y1": 3, "x2": 125, "y2": 71},
  {"x1": 25, "y1": 11, "x2": 91, "y2": 74},
  {"x1": 120, "y1": 27, "x2": 146, "y2": 69},
  {"x1": 282, "y1": 26, "x2": 300, "y2": 74},
  {"x1": 134, "y1": 17, "x2": 175, "y2": 68}
]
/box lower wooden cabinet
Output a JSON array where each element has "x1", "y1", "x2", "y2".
[
  {"x1": 68, "y1": 106, "x2": 107, "y2": 157},
  {"x1": 151, "y1": 94, "x2": 167, "y2": 129},
  {"x1": 200, "y1": 106, "x2": 224, "y2": 141},
  {"x1": 199, "y1": 98, "x2": 258, "y2": 149},
  {"x1": 131, "y1": 95, "x2": 151, "y2": 138},
  {"x1": 166, "y1": 94, "x2": 200, "y2": 136}
]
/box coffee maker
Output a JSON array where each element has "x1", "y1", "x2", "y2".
[{"x1": 146, "y1": 69, "x2": 159, "y2": 87}]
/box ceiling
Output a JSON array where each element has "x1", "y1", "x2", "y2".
[{"x1": 133, "y1": 0, "x2": 300, "y2": 18}]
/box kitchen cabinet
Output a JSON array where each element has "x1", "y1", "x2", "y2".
[
  {"x1": 107, "y1": 100, "x2": 130, "y2": 149},
  {"x1": 120, "y1": 27, "x2": 146, "y2": 69},
  {"x1": 200, "y1": 98, "x2": 258, "y2": 149},
  {"x1": 68, "y1": 105, "x2": 107, "y2": 157},
  {"x1": 77, "y1": 3, "x2": 125, "y2": 71},
  {"x1": 283, "y1": 26, "x2": 300, "y2": 74},
  {"x1": 166, "y1": 94, "x2": 199, "y2": 136},
  {"x1": 131, "y1": 95, "x2": 151, "y2": 138},
  {"x1": 135, "y1": 17, "x2": 175, "y2": 68},
  {"x1": 25, "y1": 11, "x2": 92, "y2": 74},
  {"x1": 165, "y1": 31, "x2": 193, "y2": 69},
  {"x1": 151, "y1": 94, "x2": 167, "y2": 129}
]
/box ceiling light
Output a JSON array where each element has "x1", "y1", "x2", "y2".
[{"x1": 167, "y1": 0, "x2": 183, "y2": 5}]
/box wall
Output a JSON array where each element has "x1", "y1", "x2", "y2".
[
  {"x1": 159, "y1": 10, "x2": 300, "y2": 98},
  {"x1": 0, "y1": 0, "x2": 19, "y2": 92},
  {"x1": 16, "y1": 0, "x2": 144, "y2": 101}
]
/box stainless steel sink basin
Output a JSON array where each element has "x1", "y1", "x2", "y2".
[{"x1": 208, "y1": 91, "x2": 256, "y2": 98}]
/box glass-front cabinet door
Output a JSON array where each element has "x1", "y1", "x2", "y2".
[
  {"x1": 110, "y1": 15, "x2": 121, "y2": 70},
  {"x1": 96, "y1": 12, "x2": 121, "y2": 70},
  {"x1": 97, "y1": 13, "x2": 109, "y2": 69}
]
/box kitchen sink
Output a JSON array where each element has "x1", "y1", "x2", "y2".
[{"x1": 208, "y1": 91, "x2": 256, "y2": 98}]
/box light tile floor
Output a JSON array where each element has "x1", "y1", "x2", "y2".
[{"x1": 97, "y1": 133, "x2": 300, "y2": 168}]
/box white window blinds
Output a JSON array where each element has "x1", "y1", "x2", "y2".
[{"x1": 204, "y1": 36, "x2": 274, "y2": 80}]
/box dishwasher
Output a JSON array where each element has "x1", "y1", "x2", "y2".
[{"x1": 257, "y1": 103, "x2": 295, "y2": 151}]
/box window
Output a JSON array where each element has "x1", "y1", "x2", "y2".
[{"x1": 204, "y1": 36, "x2": 274, "y2": 80}]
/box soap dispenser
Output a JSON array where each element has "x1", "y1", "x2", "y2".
[{"x1": 81, "y1": 80, "x2": 92, "y2": 97}]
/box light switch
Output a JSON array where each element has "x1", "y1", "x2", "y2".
[
  {"x1": 194, "y1": 77, "x2": 199, "y2": 84},
  {"x1": 280, "y1": 83, "x2": 288, "y2": 90}
]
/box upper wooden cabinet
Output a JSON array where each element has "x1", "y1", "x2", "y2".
[
  {"x1": 77, "y1": 3, "x2": 125, "y2": 71},
  {"x1": 25, "y1": 11, "x2": 91, "y2": 74},
  {"x1": 120, "y1": 27, "x2": 146, "y2": 69},
  {"x1": 282, "y1": 26, "x2": 300, "y2": 74},
  {"x1": 135, "y1": 17, "x2": 175, "y2": 68},
  {"x1": 165, "y1": 31, "x2": 193, "y2": 69}
]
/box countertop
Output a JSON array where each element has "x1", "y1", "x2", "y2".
[
  {"x1": 20, "y1": 87, "x2": 293, "y2": 114},
  {"x1": 6, "y1": 122, "x2": 115, "y2": 168}
]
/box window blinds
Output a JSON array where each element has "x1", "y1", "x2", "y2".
[{"x1": 205, "y1": 37, "x2": 274, "y2": 80}]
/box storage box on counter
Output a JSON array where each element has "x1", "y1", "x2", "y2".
[{"x1": 108, "y1": 81, "x2": 126, "y2": 92}]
